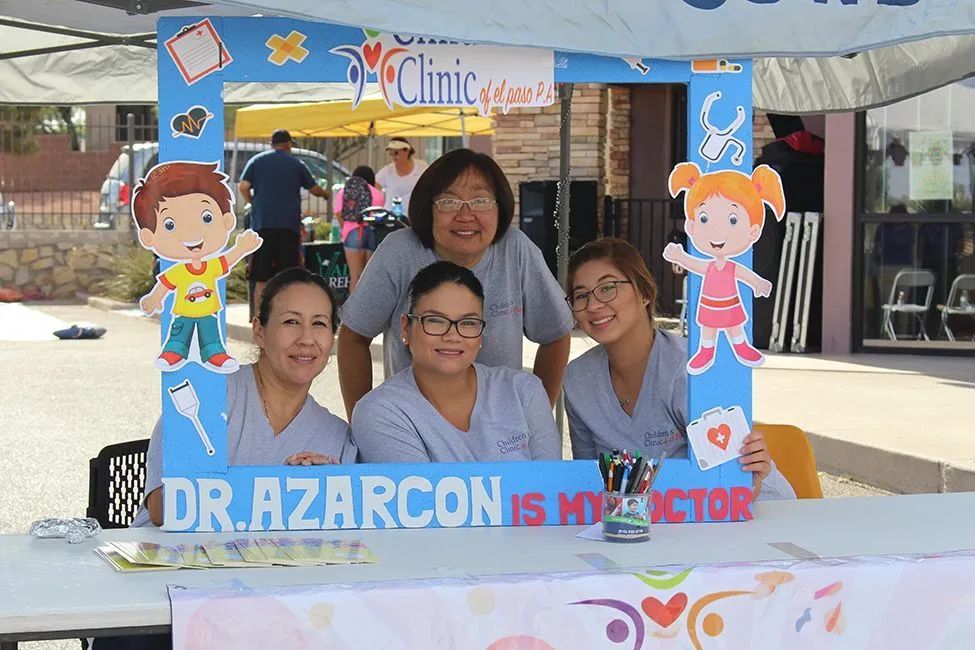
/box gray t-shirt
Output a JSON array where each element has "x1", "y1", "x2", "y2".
[
  {"x1": 352, "y1": 363, "x2": 562, "y2": 463},
  {"x1": 131, "y1": 365, "x2": 357, "y2": 527},
  {"x1": 564, "y1": 329, "x2": 795, "y2": 501},
  {"x1": 339, "y1": 227, "x2": 574, "y2": 379}
]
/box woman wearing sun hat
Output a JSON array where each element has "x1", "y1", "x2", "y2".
[{"x1": 375, "y1": 137, "x2": 428, "y2": 215}]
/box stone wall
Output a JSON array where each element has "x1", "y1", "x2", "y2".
[{"x1": 0, "y1": 230, "x2": 134, "y2": 298}]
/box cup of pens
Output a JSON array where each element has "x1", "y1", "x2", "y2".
[{"x1": 598, "y1": 450, "x2": 665, "y2": 543}]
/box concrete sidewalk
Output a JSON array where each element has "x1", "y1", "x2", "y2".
[{"x1": 93, "y1": 297, "x2": 975, "y2": 495}]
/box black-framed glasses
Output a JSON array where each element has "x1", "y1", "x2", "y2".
[
  {"x1": 566, "y1": 280, "x2": 632, "y2": 312},
  {"x1": 407, "y1": 313, "x2": 486, "y2": 338},
  {"x1": 432, "y1": 197, "x2": 497, "y2": 213}
]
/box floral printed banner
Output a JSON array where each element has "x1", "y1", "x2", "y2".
[{"x1": 169, "y1": 550, "x2": 975, "y2": 649}]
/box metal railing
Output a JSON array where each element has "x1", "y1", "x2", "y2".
[{"x1": 604, "y1": 196, "x2": 686, "y2": 316}]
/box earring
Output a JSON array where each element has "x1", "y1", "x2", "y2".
[{"x1": 401, "y1": 337, "x2": 407, "y2": 344}]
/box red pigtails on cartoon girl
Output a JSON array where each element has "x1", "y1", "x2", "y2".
[{"x1": 665, "y1": 162, "x2": 785, "y2": 375}]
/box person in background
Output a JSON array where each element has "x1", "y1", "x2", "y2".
[
  {"x1": 563, "y1": 238, "x2": 795, "y2": 501},
  {"x1": 333, "y1": 165, "x2": 384, "y2": 292},
  {"x1": 375, "y1": 137, "x2": 428, "y2": 215},
  {"x1": 337, "y1": 149, "x2": 573, "y2": 420},
  {"x1": 352, "y1": 261, "x2": 561, "y2": 463},
  {"x1": 238, "y1": 129, "x2": 330, "y2": 315}
]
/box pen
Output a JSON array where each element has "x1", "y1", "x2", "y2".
[
  {"x1": 649, "y1": 451, "x2": 668, "y2": 491},
  {"x1": 637, "y1": 462, "x2": 652, "y2": 494},
  {"x1": 626, "y1": 457, "x2": 645, "y2": 494},
  {"x1": 607, "y1": 460, "x2": 615, "y2": 492}
]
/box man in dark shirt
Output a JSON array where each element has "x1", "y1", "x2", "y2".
[{"x1": 238, "y1": 128, "x2": 329, "y2": 313}]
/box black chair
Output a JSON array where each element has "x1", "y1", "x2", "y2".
[{"x1": 86, "y1": 439, "x2": 150, "y2": 529}]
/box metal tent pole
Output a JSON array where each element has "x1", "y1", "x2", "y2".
[
  {"x1": 368, "y1": 122, "x2": 376, "y2": 169},
  {"x1": 554, "y1": 83, "x2": 573, "y2": 440},
  {"x1": 459, "y1": 109, "x2": 469, "y2": 148},
  {"x1": 325, "y1": 137, "x2": 335, "y2": 220}
]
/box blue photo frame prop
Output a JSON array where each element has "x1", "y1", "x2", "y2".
[{"x1": 155, "y1": 17, "x2": 756, "y2": 531}]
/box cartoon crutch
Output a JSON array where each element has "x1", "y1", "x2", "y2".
[{"x1": 167, "y1": 380, "x2": 216, "y2": 456}]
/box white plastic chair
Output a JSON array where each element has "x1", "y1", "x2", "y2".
[
  {"x1": 937, "y1": 274, "x2": 975, "y2": 342},
  {"x1": 880, "y1": 269, "x2": 936, "y2": 341}
]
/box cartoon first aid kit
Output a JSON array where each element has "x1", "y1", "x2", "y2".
[{"x1": 686, "y1": 405, "x2": 749, "y2": 471}]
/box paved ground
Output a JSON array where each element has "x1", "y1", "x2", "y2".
[{"x1": 0, "y1": 302, "x2": 893, "y2": 650}]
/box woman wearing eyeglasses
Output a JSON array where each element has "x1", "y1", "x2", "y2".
[
  {"x1": 338, "y1": 149, "x2": 573, "y2": 419},
  {"x1": 563, "y1": 238, "x2": 794, "y2": 500},
  {"x1": 352, "y1": 261, "x2": 562, "y2": 463}
]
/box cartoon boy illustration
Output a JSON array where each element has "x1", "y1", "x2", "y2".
[
  {"x1": 664, "y1": 162, "x2": 785, "y2": 374},
  {"x1": 131, "y1": 161, "x2": 262, "y2": 373}
]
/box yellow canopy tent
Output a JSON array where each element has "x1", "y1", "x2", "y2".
[{"x1": 234, "y1": 96, "x2": 494, "y2": 138}]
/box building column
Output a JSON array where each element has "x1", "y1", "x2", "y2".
[{"x1": 822, "y1": 112, "x2": 857, "y2": 354}]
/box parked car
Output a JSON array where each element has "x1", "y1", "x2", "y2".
[{"x1": 97, "y1": 142, "x2": 349, "y2": 229}]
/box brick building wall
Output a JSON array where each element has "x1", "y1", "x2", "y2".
[
  {"x1": 606, "y1": 86, "x2": 631, "y2": 202},
  {"x1": 0, "y1": 134, "x2": 120, "y2": 192},
  {"x1": 492, "y1": 84, "x2": 614, "y2": 225}
]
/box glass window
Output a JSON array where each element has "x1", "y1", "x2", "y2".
[
  {"x1": 859, "y1": 80, "x2": 975, "y2": 352},
  {"x1": 863, "y1": 80, "x2": 975, "y2": 216},
  {"x1": 860, "y1": 222, "x2": 975, "y2": 348}
]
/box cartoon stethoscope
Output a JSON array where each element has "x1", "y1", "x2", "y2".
[{"x1": 699, "y1": 91, "x2": 746, "y2": 167}]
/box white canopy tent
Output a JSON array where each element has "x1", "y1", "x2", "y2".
[
  {"x1": 0, "y1": 0, "x2": 360, "y2": 105},
  {"x1": 208, "y1": 0, "x2": 975, "y2": 61},
  {"x1": 1, "y1": 0, "x2": 975, "y2": 113}
]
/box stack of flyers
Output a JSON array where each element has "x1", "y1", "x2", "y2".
[
  {"x1": 95, "y1": 538, "x2": 378, "y2": 572},
  {"x1": 95, "y1": 545, "x2": 173, "y2": 573},
  {"x1": 97, "y1": 541, "x2": 211, "y2": 572},
  {"x1": 272, "y1": 538, "x2": 378, "y2": 565},
  {"x1": 200, "y1": 540, "x2": 254, "y2": 568}
]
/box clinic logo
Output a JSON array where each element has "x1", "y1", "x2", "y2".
[
  {"x1": 496, "y1": 432, "x2": 530, "y2": 455},
  {"x1": 489, "y1": 300, "x2": 522, "y2": 318},
  {"x1": 330, "y1": 30, "x2": 479, "y2": 111}
]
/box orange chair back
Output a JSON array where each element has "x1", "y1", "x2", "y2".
[{"x1": 754, "y1": 423, "x2": 823, "y2": 499}]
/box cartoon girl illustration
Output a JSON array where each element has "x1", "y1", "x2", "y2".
[{"x1": 664, "y1": 162, "x2": 785, "y2": 375}]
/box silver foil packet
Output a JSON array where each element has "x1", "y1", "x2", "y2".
[{"x1": 29, "y1": 517, "x2": 102, "y2": 543}]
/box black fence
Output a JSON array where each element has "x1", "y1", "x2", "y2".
[
  {"x1": 0, "y1": 108, "x2": 158, "y2": 230},
  {"x1": 604, "y1": 196, "x2": 685, "y2": 316}
]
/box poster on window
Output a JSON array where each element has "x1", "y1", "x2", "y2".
[{"x1": 909, "y1": 131, "x2": 953, "y2": 201}]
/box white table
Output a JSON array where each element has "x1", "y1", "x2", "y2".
[{"x1": 2, "y1": 493, "x2": 974, "y2": 647}]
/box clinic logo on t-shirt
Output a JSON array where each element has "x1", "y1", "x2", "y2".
[
  {"x1": 496, "y1": 432, "x2": 530, "y2": 455},
  {"x1": 489, "y1": 299, "x2": 523, "y2": 319},
  {"x1": 644, "y1": 429, "x2": 683, "y2": 450}
]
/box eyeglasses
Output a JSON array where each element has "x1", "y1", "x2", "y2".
[
  {"x1": 566, "y1": 280, "x2": 632, "y2": 312},
  {"x1": 407, "y1": 313, "x2": 486, "y2": 338},
  {"x1": 432, "y1": 197, "x2": 497, "y2": 213}
]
